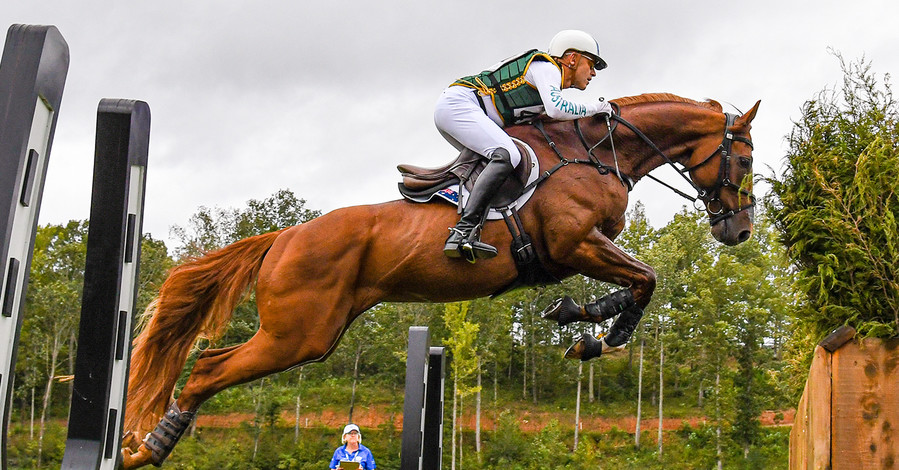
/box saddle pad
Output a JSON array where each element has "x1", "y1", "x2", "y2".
[{"x1": 424, "y1": 138, "x2": 540, "y2": 220}]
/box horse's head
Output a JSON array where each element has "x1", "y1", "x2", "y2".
[{"x1": 684, "y1": 100, "x2": 760, "y2": 246}]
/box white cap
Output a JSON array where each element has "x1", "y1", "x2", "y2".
[
  {"x1": 343, "y1": 424, "x2": 360, "y2": 435},
  {"x1": 548, "y1": 30, "x2": 607, "y2": 70}
]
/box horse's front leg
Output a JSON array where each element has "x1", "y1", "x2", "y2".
[{"x1": 545, "y1": 227, "x2": 656, "y2": 360}]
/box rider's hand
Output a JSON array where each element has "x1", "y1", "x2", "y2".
[{"x1": 594, "y1": 98, "x2": 613, "y2": 116}]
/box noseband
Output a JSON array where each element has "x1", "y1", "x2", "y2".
[
  {"x1": 576, "y1": 108, "x2": 756, "y2": 225},
  {"x1": 681, "y1": 113, "x2": 756, "y2": 225}
]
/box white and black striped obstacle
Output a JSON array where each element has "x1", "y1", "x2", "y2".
[
  {"x1": 61, "y1": 99, "x2": 150, "y2": 469},
  {"x1": 0, "y1": 24, "x2": 150, "y2": 470},
  {"x1": 0, "y1": 24, "x2": 69, "y2": 470},
  {"x1": 400, "y1": 326, "x2": 445, "y2": 470}
]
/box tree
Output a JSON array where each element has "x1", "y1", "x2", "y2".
[
  {"x1": 21, "y1": 221, "x2": 87, "y2": 465},
  {"x1": 443, "y1": 302, "x2": 479, "y2": 470},
  {"x1": 167, "y1": 189, "x2": 321, "y2": 350},
  {"x1": 170, "y1": 188, "x2": 321, "y2": 260},
  {"x1": 768, "y1": 54, "x2": 899, "y2": 339},
  {"x1": 643, "y1": 209, "x2": 712, "y2": 458},
  {"x1": 613, "y1": 202, "x2": 658, "y2": 448}
]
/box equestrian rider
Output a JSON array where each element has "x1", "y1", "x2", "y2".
[{"x1": 435, "y1": 30, "x2": 612, "y2": 262}]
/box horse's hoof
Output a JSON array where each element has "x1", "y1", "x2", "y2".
[
  {"x1": 541, "y1": 296, "x2": 584, "y2": 326},
  {"x1": 121, "y1": 444, "x2": 155, "y2": 470},
  {"x1": 541, "y1": 297, "x2": 563, "y2": 320},
  {"x1": 121, "y1": 431, "x2": 141, "y2": 453},
  {"x1": 564, "y1": 334, "x2": 601, "y2": 361},
  {"x1": 564, "y1": 334, "x2": 625, "y2": 361}
]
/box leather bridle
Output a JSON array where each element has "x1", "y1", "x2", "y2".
[
  {"x1": 574, "y1": 106, "x2": 756, "y2": 225},
  {"x1": 681, "y1": 112, "x2": 756, "y2": 225}
]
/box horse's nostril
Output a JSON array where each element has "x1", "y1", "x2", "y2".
[{"x1": 738, "y1": 230, "x2": 751, "y2": 243}]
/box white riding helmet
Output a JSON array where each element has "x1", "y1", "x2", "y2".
[{"x1": 548, "y1": 30, "x2": 607, "y2": 70}]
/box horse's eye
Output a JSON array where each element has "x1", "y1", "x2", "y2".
[{"x1": 739, "y1": 156, "x2": 752, "y2": 169}]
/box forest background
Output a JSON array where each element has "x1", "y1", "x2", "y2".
[{"x1": 7, "y1": 58, "x2": 897, "y2": 470}]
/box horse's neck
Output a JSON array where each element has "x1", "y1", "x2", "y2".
[{"x1": 612, "y1": 104, "x2": 718, "y2": 181}]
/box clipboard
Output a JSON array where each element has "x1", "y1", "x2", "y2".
[{"x1": 338, "y1": 460, "x2": 361, "y2": 470}]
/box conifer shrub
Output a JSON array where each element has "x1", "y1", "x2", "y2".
[{"x1": 769, "y1": 55, "x2": 899, "y2": 339}]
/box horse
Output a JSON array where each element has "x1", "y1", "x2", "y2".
[{"x1": 120, "y1": 93, "x2": 759, "y2": 468}]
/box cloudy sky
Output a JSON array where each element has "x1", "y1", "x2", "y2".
[{"x1": 4, "y1": 1, "x2": 898, "y2": 248}]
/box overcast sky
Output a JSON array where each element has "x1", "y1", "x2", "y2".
[{"x1": 4, "y1": 1, "x2": 898, "y2": 249}]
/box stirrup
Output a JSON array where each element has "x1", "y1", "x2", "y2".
[
  {"x1": 444, "y1": 226, "x2": 497, "y2": 263},
  {"x1": 461, "y1": 239, "x2": 497, "y2": 261},
  {"x1": 444, "y1": 227, "x2": 467, "y2": 259}
]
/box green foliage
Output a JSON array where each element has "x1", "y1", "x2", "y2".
[
  {"x1": 483, "y1": 410, "x2": 529, "y2": 464},
  {"x1": 768, "y1": 54, "x2": 899, "y2": 339},
  {"x1": 171, "y1": 188, "x2": 321, "y2": 259},
  {"x1": 6, "y1": 422, "x2": 67, "y2": 468},
  {"x1": 444, "y1": 302, "x2": 481, "y2": 398}
]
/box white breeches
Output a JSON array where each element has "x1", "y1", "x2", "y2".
[{"x1": 433, "y1": 86, "x2": 522, "y2": 167}]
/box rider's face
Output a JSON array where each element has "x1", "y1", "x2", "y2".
[{"x1": 568, "y1": 53, "x2": 597, "y2": 90}]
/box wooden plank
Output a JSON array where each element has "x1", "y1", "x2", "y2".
[
  {"x1": 808, "y1": 346, "x2": 833, "y2": 469},
  {"x1": 831, "y1": 337, "x2": 899, "y2": 469},
  {"x1": 789, "y1": 377, "x2": 810, "y2": 468},
  {"x1": 790, "y1": 345, "x2": 833, "y2": 469}
]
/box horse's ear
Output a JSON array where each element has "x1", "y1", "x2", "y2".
[{"x1": 737, "y1": 100, "x2": 761, "y2": 124}]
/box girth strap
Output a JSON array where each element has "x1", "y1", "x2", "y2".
[
  {"x1": 501, "y1": 205, "x2": 537, "y2": 268},
  {"x1": 489, "y1": 204, "x2": 560, "y2": 297}
]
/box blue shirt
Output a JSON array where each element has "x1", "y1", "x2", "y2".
[{"x1": 329, "y1": 443, "x2": 376, "y2": 469}]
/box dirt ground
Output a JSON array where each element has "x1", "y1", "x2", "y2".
[{"x1": 196, "y1": 405, "x2": 795, "y2": 433}]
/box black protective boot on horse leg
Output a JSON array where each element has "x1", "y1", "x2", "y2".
[
  {"x1": 542, "y1": 288, "x2": 636, "y2": 326},
  {"x1": 444, "y1": 147, "x2": 514, "y2": 262},
  {"x1": 140, "y1": 402, "x2": 195, "y2": 466},
  {"x1": 564, "y1": 304, "x2": 645, "y2": 361}
]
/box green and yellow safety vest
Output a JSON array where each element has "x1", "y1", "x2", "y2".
[{"x1": 452, "y1": 49, "x2": 561, "y2": 126}]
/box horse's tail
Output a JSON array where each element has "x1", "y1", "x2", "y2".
[{"x1": 124, "y1": 228, "x2": 288, "y2": 435}]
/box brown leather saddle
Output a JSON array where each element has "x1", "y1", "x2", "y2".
[
  {"x1": 397, "y1": 138, "x2": 559, "y2": 295},
  {"x1": 397, "y1": 140, "x2": 534, "y2": 209}
]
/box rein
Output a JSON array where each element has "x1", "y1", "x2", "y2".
[
  {"x1": 584, "y1": 108, "x2": 756, "y2": 225},
  {"x1": 525, "y1": 104, "x2": 756, "y2": 225},
  {"x1": 523, "y1": 118, "x2": 630, "y2": 195}
]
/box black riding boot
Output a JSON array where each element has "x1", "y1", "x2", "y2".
[{"x1": 444, "y1": 148, "x2": 514, "y2": 262}]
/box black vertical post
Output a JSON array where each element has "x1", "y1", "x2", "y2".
[
  {"x1": 422, "y1": 346, "x2": 445, "y2": 469},
  {"x1": 0, "y1": 24, "x2": 68, "y2": 470},
  {"x1": 401, "y1": 327, "x2": 430, "y2": 470},
  {"x1": 62, "y1": 99, "x2": 150, "y2": 470}
]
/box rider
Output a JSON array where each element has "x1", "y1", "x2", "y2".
[{"x1": 435, "y1": 30, "x2": 613, "y2": 262}]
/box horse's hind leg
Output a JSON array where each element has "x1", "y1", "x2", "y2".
[
  {"x1": 123, "y1": 303, "x2": 356, "y2": 469},
  {"x1": 178, "y1": 326, "x2": 341, "y2": 410}
]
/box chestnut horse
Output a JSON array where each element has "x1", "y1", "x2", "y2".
[{"x1": 121, "y1": 93, "x2": 759, "y2": 468}]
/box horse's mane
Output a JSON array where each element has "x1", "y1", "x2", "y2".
[{"x1": 610, "y1": 93, "x2": 722, "y2": 112}]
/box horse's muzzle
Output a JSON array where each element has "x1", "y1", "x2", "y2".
[{"x1": 709, "y1": 207, "x2": 754, "y2": 246}]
